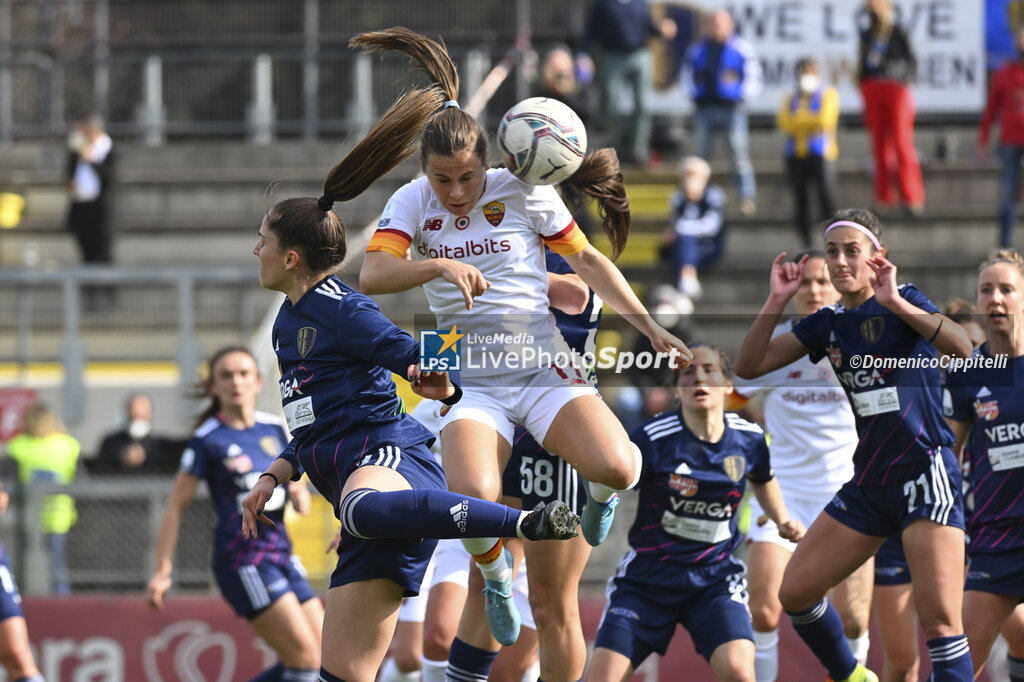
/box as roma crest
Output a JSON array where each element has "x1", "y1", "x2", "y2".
[
  {"x1": 860, "y1": 317, "x2": 884, "y2": 344},
  {"x1": 483, "y1": 201, "x2": 505, "y2": 227},
  {"x1": 722, "y1": 455, "x2": 746, "y2": 483},
  {"x1": 297, "y1": 327, "x2": 317, "y2": 357}
]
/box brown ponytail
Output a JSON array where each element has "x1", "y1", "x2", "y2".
[
  {"x1": 351, "y1": 27, "x2": 489, "y2": 168},
  {"x1": 563, "y1": 148, "x2": 631, "y2": 260},
  {"x1": 266, "y1": 80, "x2": 444, "y2": 276}
]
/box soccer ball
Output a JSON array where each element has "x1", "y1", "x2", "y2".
[{"x1": 497, "y1": 97, "x2": 587, "y2": 185}]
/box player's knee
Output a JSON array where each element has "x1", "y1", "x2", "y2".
[
  {"x1": 445, "y1": 469, "x2": 501, "y2": 501},
  {"x1": 591, "y1": 442, "x2": 637, "y2": 491},
  {"x1": 916, "y1": 610, "x2": 961, "y2": 640},
  {"x1": 749, "y1": 598, "x2": 782, "y2": 632},
  {"x1": 886, "y1": 653, "x2": 919, "y2": 681},
  {"x1": 423, "y1": 624, "x2": 456, "y2": 661},
  {"x1": 392, "y1": 647, "x2": 421, "y2": 673},
  {"x1": 777, "y1": 579, "x2": 818, "y2": 613}
]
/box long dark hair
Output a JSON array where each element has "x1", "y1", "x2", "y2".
[
  {"x1": 191, "y1": 345, "x2": 258, "y2": 429},
  {"x1": 265, "y1": 73, "x2": 444, "y2": 276},
  {"x1": 351, "y1": 27, "x2": 631, "y2": 260}
]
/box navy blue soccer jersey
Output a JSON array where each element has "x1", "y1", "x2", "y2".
[
  {"x1": 180, "y1": 412, "x2": 293, "y2": 570},
  {"x1": 546, "y1": 249, "x2": 601, "y2": 370},
  {"x1": 792, "y1": 284, "x2": 954, "y2": 486},
  {"x1": 271, "y1": 276, "x2": 445, "y2": 510},
  {"x1": 627, "y1": 411, "x2": 772, "y2": 568},
  {"x1": 945, "y1": 346, "x2": 1024, "y2": 555}
]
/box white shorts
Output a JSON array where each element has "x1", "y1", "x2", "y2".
[
  {"x1": 440, "y1": 367, "x2": 597, "y2": 446},
  {"x1": 747, "y1": 489, "x2": 836, "y2": 552},
  {"x1": 397, "y1": 539, "x2": 534, "y2": 630}
]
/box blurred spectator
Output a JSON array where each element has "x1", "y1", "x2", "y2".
[
  {"x1": 659, "y1": 156, "x2": 726, "y2": 308},
  {"x1": 91, "y1": 393, "x2": 184, "y2": 476},
  {"x1": 536, "y1": 45, "x2": 598, "y2": 237},
  {"x1": 577, "y1": 0, "x2": 676, "y2": 166},
  {"x1": 66, "y1": 114, "x2": 116, "y2": 309},
  {"x1": 979, "y1": 26, "x2": 1024, "y2": 247},
  {"x1": 944, "y1": 298, "x2": 987, "y2": 349},
  {"x1": 681, "y1": 8, "x2": 761, "y2": 216},
  {"x1": 777, "y1": 57, "x2": 839, "y2": 247},
  {"x1": 5, "y1": 402, "x2": 80, "y2": 595},
  {"x1": 856, "y1": 0, "x2": 925, "y2": 215},
  {"x1": 537, "y1": 45, "x2": 598, "y2": 127}
]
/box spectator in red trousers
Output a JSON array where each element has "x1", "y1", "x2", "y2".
[
  {"x1": 979, "y1": 26, "x2": 1024, "y2": 248},
  {"x1": 856, "y1": 0, "x2": 924, "y2": 216}
]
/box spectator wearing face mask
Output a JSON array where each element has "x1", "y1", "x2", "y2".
[
  {"x1": 91, "y1": 394, "x2": 184, "y2": 476},
  {"x1": 659, "y1": 155, "x2": 726, "y2": 307},
  {"x1": 777, "y1": 57, "x2": 839, "y2": 247}
]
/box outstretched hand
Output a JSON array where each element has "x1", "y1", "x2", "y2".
[
  {"x1": 646, "y1": 323, "x2": 694, "y2": 369},
  {"x1": 769, "y1": 252, "x2": 806, "y2": 301},
  {"x1": 407, "y1": 364, "x2": 456, "y2": 401}
]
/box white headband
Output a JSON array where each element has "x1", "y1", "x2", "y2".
[{"x1": 824, "y1": 220, "x2": 882, "y2": 250}]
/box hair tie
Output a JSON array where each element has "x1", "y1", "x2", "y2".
[
  {"x1": 824, "y1": 220, "x2": 882, "y2": 251},
  {"x1": 317, "y1": 195, "x2": 334, "y2": 211},
  {"x1": 443, "y1": 100, "x2": 460, "y2": 109}
]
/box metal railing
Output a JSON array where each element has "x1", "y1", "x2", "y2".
[
  {"x1": 0, "y1": 0, "x2": 587, "y2": 143},
  {"x1": 0, "y1": 264, "x2": 275, "y2": 422}
]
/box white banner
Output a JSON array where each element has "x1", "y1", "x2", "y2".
[{"x1": 651, "y1": 0, "x2": 985, "y2": 115}]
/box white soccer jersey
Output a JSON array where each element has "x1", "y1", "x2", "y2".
[
  {"x1": 733, "y1": 319, "x2": 856, "y2": 498},
  {"x1": 368, "y1": 169, "x2": 587, "y2": 378}
]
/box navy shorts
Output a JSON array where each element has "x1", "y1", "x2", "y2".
[
  {"x1": 595, "y1": 555, "x2": 753, "y2": 667},
  {"x1": 503, "y1": 426, "x2": 586, "y2": 515},
  {"x1": 0, "y1": 550, "x2": 24, "y2": 621},
  {"x1": 873, "y1": 536, "x2": 911, "y2": 586},
  {"x1": 965, "y1": 548, "x2": 1024, "y2": 600},
  {"x1": 214, "y1": 554, "x2": 316, "y2": 619},
  {"x1": 825, "y1": 447, "x2": 965, "y2": 538},
  {"x1": 332, "y1": 439, "x2": 444, "y2": 598}
]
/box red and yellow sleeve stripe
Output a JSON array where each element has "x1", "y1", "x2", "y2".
[
  {"x1": 366, "y1": 229, "x2": 412, "y2": 258},
  {"x1": 541, "y1": 220, "x2": 588, "y2": 256}
]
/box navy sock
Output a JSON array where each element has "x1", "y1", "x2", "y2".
[
  {"x1": 339, "y1": 488, "x2": 520, "y2": 539},
  {"x1": 1009, "y1": 654, "x2": 1024, "y2": 682},
  {"x1": 786, "y1": 599, "x2": 857, "y2": 680},
  {"x1": 318, "y1": 668, "x2": 348, "y2": 682},
  {"x1": 281, "y1": 668, "x2": 318, "y2": 682},
  {"x1": 446, "y1": 636, "x2": 499, "y2": 682},
  {"x1": 926, "y1": 635, "x2": 972, "y2": 681},
  {"x1": 14, "y1": 675, "x2": 46, "y2": 682},
  {"x1": 249, "y1": 663, "x2": 283, "y2": 682}
]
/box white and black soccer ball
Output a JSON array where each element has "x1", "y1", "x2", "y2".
[{"x1": 497, "y1": 97, "x2": 587, "y2": 185}]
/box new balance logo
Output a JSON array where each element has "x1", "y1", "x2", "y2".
[{"x1": 449, "y1": 500, "x2": 469, "y2": 533}]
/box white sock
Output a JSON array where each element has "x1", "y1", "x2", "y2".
[
  {"x1": 753, "y1": 629, "x2": 779, "y2": 682},
  {"x1": 379, "y1": 657, "x2": 421, "y2": 682},
  {"x1": 589, "y1": 442, "x2": 644, "y2": 502},
  {"x1": 459, "y1": 540, "x2": 509, "y2": 583},
  {"x1": 847, "y1": 632, "x2": 870, "y2": 665},
  {"x1": 421, "y1": 656, "x2": 448, "y2": 682}
]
